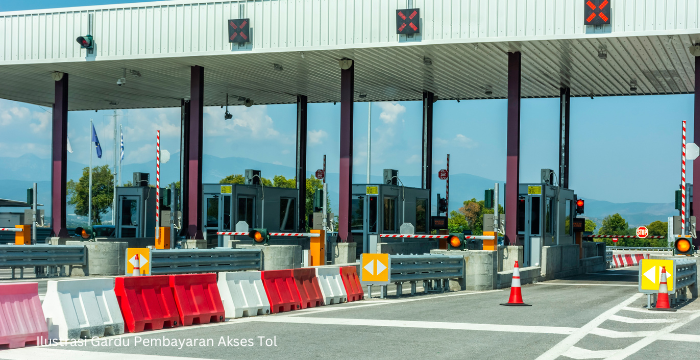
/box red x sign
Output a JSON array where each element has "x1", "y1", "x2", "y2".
[
  {"x1": 228, "y1": 18, "x2": 250, "y2": 43},
  {"x1": 396, "y1": 9, "x2": 420, "y2": 35},
  {"x1": 584, "y1": 0, "x2": 611, "y2": 26}
]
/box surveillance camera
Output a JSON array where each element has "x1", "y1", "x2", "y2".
[
  {"x1": 244, "y1": 98, "x2": 254, "y2": 107},
  {"x1": 224, "y1": 111, "x2": 232, "y2": 120},
  {"x1": 117, "y1": 78, "x2": 124, "y2": 86}
]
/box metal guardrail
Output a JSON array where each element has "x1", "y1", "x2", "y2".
[
  {"x1": 372, "y1": 254, "x2": 464, "y2": 298},
  {"x1": 674, "y1": 259, "x2": 698, "y2": 292},
  {"x1": 0, "y1": 244, "x2": 86, "y2": 279},
  {"x1": 608, "y1": 246, "x2": 673, "y2": 252},
  {"x1": 149, "y1": 248, "x2": 262, "y2": 275},
  {"x1": 605, "y1": 250, "x2": 613, "y2": 266}
]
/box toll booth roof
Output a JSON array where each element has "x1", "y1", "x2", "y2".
[
  {"x1": 0, "y1": 198, "x2": 43, "y2": 207},
  {"x1": 0, "y1": 1, "x2": 696, "y2": 110}
]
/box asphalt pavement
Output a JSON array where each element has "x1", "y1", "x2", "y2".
[{"x1": 1, "y1": 266, "x2": 700, "y2": 360}]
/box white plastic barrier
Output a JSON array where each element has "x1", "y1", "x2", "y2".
[
  {"x1": 42, "y1": 278, "x2": 124, "y2": 341},
  {"x1": 315, "y1": 267, "x2": 347, "y2": 305},
  {"x1": 218, "y1": 271, "x2": 270, "y2": 318}
]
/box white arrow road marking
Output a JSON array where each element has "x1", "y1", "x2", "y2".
[
  {"x1": 562, "y1": 346, "x2": 618, "y2": 359},
  {"x1": 376, "y1": 259, "x2": 387, "y2": 275},
  {"x1": 643, "y1": 266, "x2": 656, "y2": 284},
  {"x1": 364, "y1": 260, "x2": 374, "y2": 275}
]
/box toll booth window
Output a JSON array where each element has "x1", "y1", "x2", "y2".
[
  {"x1": 121, "y1": 199, "x2": 138, "y2": 226},
  {"x1": 351, "y1": 197, "x2": 364, "y2": 231},
  {"x1": 369, "y1": 196, "x2": 378, "y2": 233},
  {"x1": 545, "y1": 197, "x2": 553, "y2": 233},
  {"x1": 222, "y1": 196, "x2": 231, "y2": 231},
  {"x1": 530, "y1": 196, "x2": 540, "y2": 235},
  {"x1": 384, "y1": 197, "x2": 396, "y2": 232},
  {"x1": 279, "y1": 198, "x2": 295, "y2": 231},
  {"x1": 565, "y1": 200, "x2": 572, "y2": 235},
  {"x1": 238, "y1": 197, "x2": 254, "y2": 228},
  {"x1": 206, "y1": 197, "x2": 219, "y2": 228},
  {"x1": 416, "y1": 199, "x2": 427, "y2": 233},
  {"x1": 517, "y1": 198, "x2": 525, "y2": 232}
]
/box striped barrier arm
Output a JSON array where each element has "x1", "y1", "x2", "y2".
[
  {"x1": 379, "y1": 234, "x2": 495, "y2": 240},
  {"x1": 585, "y1": 235, "x2": 666, "y2": 239},
  {"x1": 0, "y1": 228, "x2": 21, "y2": 232},
  {"x1": 216, "y1": 232, "x2": 320, "y2": 238}
]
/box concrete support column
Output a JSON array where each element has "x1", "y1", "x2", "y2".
[
  {"x1": 694, "y1": 56, "x2": 700, "y2": 249},
  {"x1": 179, "y1": 99, "x2": 191, "y2": 236},
  {"x1": 559, "y1": 87, "x2": 571, "y2": 189},
  {"x1": 186, "y1": 66, "x2": 204, "y2": 239},
  {"x1": 51, "y1": 73, "x2": 69, "y2": 237},
  {"x1": 505, "y1": 52, "x2": 522, "y2": 246},
  {"x1": 296, "y1": 95, "x2": 308, "y2": 231},
  {"x1": 338, "y1": 60, "x2": 354, "y2": 243},
  {"x1": 422, "y1": 92, "x2": 434, "y2": 200}
]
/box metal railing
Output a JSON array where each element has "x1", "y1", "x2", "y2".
[
  {"x1": 149, "y1": 248, "x2": 262, "y2": 275},
  {"x1": 372, "y1": 254, "x2": 464, "y2": 298},
  {"x1": 674, "y1": 259, "x2": 698, "y2": 294},
  {"x1": 608, "y1": 246, "x2": 673, "y2": 252},
  {"x1": 0, "y1": 244, "x2": 86, "y2": 279},
  {"x1": 605, "y1": 250, "x2": 613, "y2": 266}
]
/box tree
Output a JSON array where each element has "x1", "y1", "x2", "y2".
[
  {"x1": 67, "y1": 165, "x2": 114, "y2": 225},
  {"x1": 220, "y1": 174, "x2": 272, "y2": 186},
  {"x1": 585, "y1": 219, "x2": 597, "y2": 233},
  {"x1": 647, "y1": 220, "x2": 667, "y2": 238},
  {"x1": 448, "y1": 210, "x2": 469, "y2": 234},
  {"x1": 598, "y1": 213, "x2": 628, "y2": 235},
  {"x1": 457, "y1": 198, "x2": 504, "y2": 235}
]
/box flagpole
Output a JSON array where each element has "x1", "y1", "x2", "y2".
[
  {"x1": 89, "y1": 119, "x2": 93, "y2": 228},
  {"x1": 113, "y1": 111, "x2": 117, "y2": 226}
]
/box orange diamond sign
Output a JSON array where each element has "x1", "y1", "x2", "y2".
[{"x1": 360, "y1": 253, "x2": 390, "y2": 285}]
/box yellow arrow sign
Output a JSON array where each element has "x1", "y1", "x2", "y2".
[
  {"x1": 639, "y1": 259, "x2": 674, "y2": 292},
  {"x1": 360, "y1": 253, "x2": 389, "y2": 284}
]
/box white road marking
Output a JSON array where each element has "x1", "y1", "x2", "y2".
[
  {"x1": 607, "y1": 315, "x2": 675, "y2": 324},
  {"x1": 659, "y1": 333, "x2": 700, "y2": 343},
  {"x1": 0, "y1": 348, "x2": 210, "y2": 360},
  {"x1": 621, "y1": 306, "x2": 700, "y2": 314},
  {"x1": 254, "y1": 316, "x2": 577, "y2": 335},
  {"x1": 535, "y1": 293, "x2": 643, "y2": 360},
  {"x1": 562, "y1": 346, "x2": 618, "y2": 359},
  {"x1": 586, "y1": 273, "x2": 637, "y2": 276},
  {"x1": 589, "y1": 327, "x2": 655, "y2": 338},
  {"x1": 604, "y1": 310, "x2": 700, "y2": 359},
  {"x1": 535, "y1": 282, "x2": 637, "y2": 287}
]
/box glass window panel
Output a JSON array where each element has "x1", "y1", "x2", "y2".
[
  {"x1": 222, "y1": 196, "x2": 231, "y2": 231},
  {"x1": 279, "y1": 198, "x2": 295, "y2": 231},
  {"x1": 206, "y1": 197, "x2": 219, "y2": 228},
  {"x1": 369, "y1": 197, "x2": 378, "y2": 233},
  {"x1": 530, "y1": 197, "x2": 540, "y2": 235},
  {"x1": 416, "y1": 199, "x2": 427, "y2": 233},
  {"x1": 384, "y1": 197, "x2": 396, "y2": 232},
  {"x1": 351, "y1": 197, "x2": 364, "y2": 231}
]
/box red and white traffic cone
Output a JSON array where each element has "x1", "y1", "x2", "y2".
[
  {"x1": 133, "y1": 254, "x2": 141, "y2": 276},
  {"x1": 650, "y1": 266, "x2": 675, "y2": 311},
  {"x1": 501, "y1": 260, "x2": 531, "y2": 306}
]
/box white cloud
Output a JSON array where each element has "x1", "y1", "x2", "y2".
[
  {"x1": 30, "y1": 111, "x2": 51, "y2": 133},
  {"x1": 406, "y1": 154, "x2": 421, "y2": 164},
  {"x1": 273, "y1": 161, "x2": 283, "y2": 165},
  {"x1": 434, "y1": 134, "x2": 478, "y2": 149},
  {"x1": 0, "y1": 105, "x2": 31, "y2": 126},
  {"x1": 281, "y1": 149, "x2": 290, "y2": 155},
  {"x1": 124, "y1": 143, "x2": 153, "y2": 164},
  {"x1": 0, "y1": 142, "x2": 50, "y2": 158},
  {"x1": 377, "y1": 102, "x2": 406, "y2": 124},
  {"x1": 308, "y1": 129, "x2": 328, "y2": 145},
  {"x1": 205, "y1": 106, "x2": 280, "y2": 140}
]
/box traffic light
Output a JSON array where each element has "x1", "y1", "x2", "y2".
[
  {"x1": 447, "y1": 233, "x2": 466, "y2": 251},
  {"x1": 675, "y1": 190, "x2": 683, "y2": 210},
  {"x1": 437, "y1": 194, "x2": 447, "y2": 214},
  {"x1": 27, "y1": 188, "x2": 34, "y2": 205},
  {"x1": 76, "y1": 35, "x2": 93, "y2": 49},
  {"x1": 485, "y1": 189, "x2": 494, "y2": 209},
  {"x1": 576, "y1": 199, "x2": 585, "y2": 215},
  {"x1": 248, "y1": 228, "x2": 269, "y2": 245},
  {"x1": 674, "y1": 237, "x2": 694, "y2": 256}
]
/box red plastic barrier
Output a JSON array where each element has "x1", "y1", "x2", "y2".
[
  {"x1": 114, "y1": 276, "x2": 180, "y2": 333},
  {"x1": 624, "y1": 254, "x2": 633, "y2": 266},
  {"x1": 261, "y1": 270, "x2": 302, "y2": 313},
  {"x1": 0, "y1": 283, "x2": 48, "y2": 349},
  {"x1": 169, "y1": 274, "x2": 225, "y2": 326},
  {"x1": 340, "y1": 266, "x2": 364, "y2": 302},
  {"x1": 292, "y1": 268, "x2": 323, "y2": 309}
]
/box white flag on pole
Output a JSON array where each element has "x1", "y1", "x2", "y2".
[{"x1": 67, "y1": 137, "x2": 73, "y2": 153}]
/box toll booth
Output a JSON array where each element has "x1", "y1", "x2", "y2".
[
  {"x1": 115, "y1": 186, "x2": 157, "y2": 238},
  {"x1": 350, "y1": 183, "x2": 431, "y2": 256},
  {"x1": 202, "y1": 183, "x2": 299, "y2": 248},
  {"x1": 518, "y1": 182, "x2": 576, "y2": 267}
]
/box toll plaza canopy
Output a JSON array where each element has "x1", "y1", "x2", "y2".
[{"x1": 1, "y1": 0, "x2": 699, "y2": 246}]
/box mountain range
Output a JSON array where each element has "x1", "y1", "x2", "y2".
[{"x1": 0, "y1": 153, "x2": 677, "y2": 229}]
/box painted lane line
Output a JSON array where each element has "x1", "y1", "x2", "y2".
[
  {"x1": 253, "y1": 316, "x2": 577, "y2": 335},
  {"x1": 562, "y1": 346, "x2": 618, "y2": 359},
  {"x1": 607, "y1": 315, "x2": 675, "y2": 324},
  {"x1": 604, "y1": 309, "x2": 700, "y2": 359},
  {"x1": 535, "y1": 282, "x2": 638, "y2": 287},
  {"x1": 535, "y1": 293, "x2": 643, "y2": 360},
  {"x1": 586, "y1": 273, "x2": 637, "y2": 276},
  {"x1": 658, "y1": 333, "x2": 700, "y2": 343},
  {"x1": 589, "y1": 327, "x2": 655, "y2": 338},
  {"x1": 0, "y1": 348, "x2": 211, "y2": 360}
]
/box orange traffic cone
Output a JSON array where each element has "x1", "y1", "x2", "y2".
[
  {"x1": 501, "y1": 261, "x2": 531, "y2": 306},
  {"x1": 133, "y1": 254, "x2": 141, "y2": 276},
  {"x1": 650, "y1": 266, "x2": 675, "y2": 311}
]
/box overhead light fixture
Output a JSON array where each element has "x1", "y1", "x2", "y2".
[
  {"x1": 423, "y1": 57, "x2": 433, "y2": 66},
  {"x1": 130, "y1": 70, "x2": 141, "y2": 77},
  {"x1": 51, "y1": 71, "x2": 64, "y2": 81},
  {"x1": 339, "y1": 58, "x2": 353, "y2": 70},
  {"x1": 274, "y1": 64, "x2": 283, "y2": 71},
  {"x1": 597, "y1": 47, "x2": 608, "y2": 59},
  {"x1": 629, "y1": 80, "x2": 638, "y2": 92},
  {"x1": 359, "y1": 93, "x2": 367, "y2": 98},
  {"x1": 689, "y1": 44, "x2": 700, "y2": 57},
  {"x1": 224, "y1": 94, "x2": 232, "y2": 120},
  {"x1": 244, "y1": 98, "x2": 254, "y2": 107}
]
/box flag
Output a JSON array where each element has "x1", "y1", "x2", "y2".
[
  {"x1": 120, "y1": 129, "x2": 124, "y2": 162},
  {"x1": 67, "y1": 137, "x2": 73, "y2": 153},
  {"x1": 91, "y1": 123, "x2": 102, "y2": 158}
]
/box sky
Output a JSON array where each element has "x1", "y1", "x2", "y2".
[{"x1": 0, "y1": 0, "x2": 695, "y2": 207}]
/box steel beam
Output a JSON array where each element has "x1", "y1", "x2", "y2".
[
  {"x1": 694, "y1": 56, "x2": 700, "y2": 250},
  {"x1": 422, "y1": 91, "x2": 434, "y2": 195},
  {"x1": 186, "y1": 66, "x2": 204, "y2": 239},
  {"x1": 179, "y1": 99, "x2": 190, "y2": 237},
  {"x1": 296, "y1": 95, "x2": 308, "y2": 231},
  {"x1": 506, "y1": 52, "x2": 521, "y2": 246},
  {"x1": 338, "y1": 61, "x2": 354, "y2": 243},
  {"x1": 51, "y1": 73, "x2": 69, "y2": 238},
  {"x1": 559, "y1": 87, "x2": 571, "y2": 189}
]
